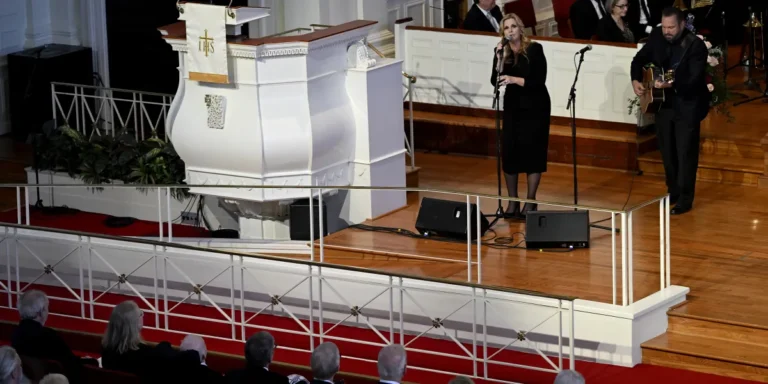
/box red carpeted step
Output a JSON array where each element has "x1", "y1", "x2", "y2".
[{"x1": 1, "y1": 284, "x2": 763, "y2": 384}]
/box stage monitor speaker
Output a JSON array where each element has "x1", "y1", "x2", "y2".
[
  {"x1": 289, "y1": 198, "x2": 329, "y2": 241},
  {"x1": 415, "y1": 197, "x2": 489, "y2": 240},
  {"x1": 8, "y1": 44, "x2": 93, "y2": 140},
  {"x1": 525, "y1": 210, "x2": 590, "y2": 249}
]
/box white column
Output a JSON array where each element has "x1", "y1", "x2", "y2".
[
  {"x1": 79, "y1": 0, "x2": 109, "y2": 87},
  {"x1": 24, "y1": 0, "x2": 52, "y2": 48},
  {"x1": 50, "y1": 0, "x2": 81, "y2": 46},
  {"x1": 283, "y1": 0, "x2": 328, "y2": 30}
]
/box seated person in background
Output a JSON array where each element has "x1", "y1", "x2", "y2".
[
  {"x1": 554, "y1": 369, "x2": 585, "y2": 384},
  {"x1": 225, "y1": 331, "x2": 289, "y2": 384},
  {"x1": 597, "y1": 0, "x2": 635, "y2": 42},
  {"x1": 310, "y1": 342, "x2": 340, "y2": 384},
  {"x1": 462, "y1": 0, "x2": 503, "y2": 33},
  {"x1": 40, "y1": 373, "x2": 69, "y2": 384},
  {"x1": 101, "y1": 300, "x2": 200, "y2": 383},
  {"x1": 570, "y1": 0, "x2": 608, "y2": 39},
  {"x1": 0, "y1": 346, "x2": 26, "y2": 384},
  {"x1": 627, "y1": 0, "x2": 671, "y2": 41},
  {"x1": 449, "y1": 376, "x2": 475, "y2": 384},
  {"x1": 179, "y1": 334, "x2": 224, "y2": 384},
  {"x1": 11, "y1": 290, "x2": 95, "y2": 382},
  {"x1": 377, "y1": 345, "x2": 407, "y2": 384}
]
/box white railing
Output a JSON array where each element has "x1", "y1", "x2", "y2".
[
  {"x1": 3, "y1": 183, "x2": 670, "y2": 308},
  {"x1": 0, "y1": 220, "x2": 575, "y2": 383},
  {"x1": 51, "y1": 82, "x2": 174, "y2": 141}
]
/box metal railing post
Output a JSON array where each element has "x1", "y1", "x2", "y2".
[
  {"x1": 621, "y1": 213, "x2": 628, "y2": 306},
  {"x1": 628, "y1": 211, "x2": 634, "y2": 304},
  {"x1": 665, "y1": 196, "x2": 671, "y2": 287},
  {"x1": 611, "y1": 213, "x2": 616, "y2": 305},
  {"x1": 408, "y1": 79, "x2": 415, "y2": 169},
  {"x1": 476, "y1": 195, "x2": 482, "y2": 284},
  {"x1": 466, "y1": 195, "x2": 471, "y2": 282}
]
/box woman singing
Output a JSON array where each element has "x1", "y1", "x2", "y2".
[{"x1": 491, "y1": 13, "x2": 551, "y2": 218}]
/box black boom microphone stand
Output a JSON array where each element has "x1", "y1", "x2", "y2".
[
  {"x1": 485, "y1": 39, "x2": 509, "y2": 228},
  {"x1": 567, "y1": 45, "x2": 616, "y2": 233}
]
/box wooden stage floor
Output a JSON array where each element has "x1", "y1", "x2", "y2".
[{"x1": 315, "y1": 152, "x2": 768, "y2": 328}]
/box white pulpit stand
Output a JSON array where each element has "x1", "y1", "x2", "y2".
[{"x1": 160, "y1": 4, "x2": 406, "y2": 240}]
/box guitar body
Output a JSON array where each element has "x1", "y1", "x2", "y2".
[{"x1": 640, "y1": 66, "x2": 666, "y2": 114}]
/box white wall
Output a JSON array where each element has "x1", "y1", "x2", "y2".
[{"x1": 0, "y1": 0, "x2": 27, "y2": 136}]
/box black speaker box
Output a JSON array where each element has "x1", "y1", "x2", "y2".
[
  {"x1": 8, "y1": 44, "x2": 93, "y2": 140},
  {"x1": 415, "y1": 197, "x2": 489, "y2": 240},
  {"x1": 289, "y1": 198, "x2": 329, "y2": 241},
  {"x1": 525, "y1": 210, "x2": 590, "y2": 249}
]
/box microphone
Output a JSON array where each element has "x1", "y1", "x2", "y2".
[
  {"x1": 496, "y1": 37, "x2": 508, "y2": 56},
  {"x1": 577, "y1": 45, "x2": 592, "y2": 54}
]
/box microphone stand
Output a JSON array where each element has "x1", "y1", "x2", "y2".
[
  {"x1": 484, "y1": 49, "x2": 507, "y2": 227},
  {"x1": 566, "y1": 49, "x2": 616, "y2": 233}
]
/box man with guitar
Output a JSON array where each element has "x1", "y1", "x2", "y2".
[{"x1": 630, "y1": 7, "x2": 709, "y2": 215}]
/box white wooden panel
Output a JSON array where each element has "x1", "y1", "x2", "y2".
[
  {"x1": 402, "y1": 27, "x2": 640, "y2": 123},
  {"x1": 405, "y1": 0, "x2": 427, "y2": 26}
]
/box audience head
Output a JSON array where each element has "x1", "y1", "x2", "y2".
[
  {"x1": 102, "y1": 300, "x2": 143, "y2": 354},
  {"x1": 18, "y1": 289, "x2": 49, "y2": 325},
  {"x1": 310, "y1": 342, "x2": 340, "y2": 381},
  {"x1": 180, "y1": 334, "x2": 207, "y2": 363},
  {"x1": 474, "y1": 0, "x2": 496, "y2": 11},
  {"x1": 661, "y1": 6, "x2": 685, "y2": 42},
  {"x1": 377, "y1": 344, "x2": 407, "y2": 382},
  {"x1": 500, "y1": 13, "x2": 527, "y2": 45},
  {"x1": 605, "y1": 0, "x2": 628, "y2": 18},
  {"x1": 39, "y1": 373, "x2": 69, "y2": 384},
  {"x1": 245, "y1": 331, "x2": 276, "y2": 369},
  {"x1": 0, "y1": 346, "x2": 23, "y2": 384},
  {"x1": 448, "y1": 376, "x2": 475, "y2": 384},
  {"x1": 554, "y1": 369, "x2": 585, "y2": 384}
]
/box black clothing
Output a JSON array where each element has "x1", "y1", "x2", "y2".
[
  {"x1": 597, "y1": 16, "x2": 635, "y2": 43},
  {"x1": 491, "y1": 42, "x2": 551, "y2": 175},
  {"x1": 569, "y1": 0, "x2": 607, "y2": 39},
  {"x1": 11, "y1": 319, "x2": 90, "y2": 382},
  {"x1": 225, "y1": 367, "x2": 290, "y2": 384},
  {"x1": 627, "y1": 0, "x2": 672, "y2": 40},
  {"x1": 102, "y1": 342, "x2": 201, "y2": 384},
  {"x1": 462, "y1": 4, "x2": 503, "y2": 33},
  {"x1": 631, "y1": 28, "x2": 709, "y2": 207}
]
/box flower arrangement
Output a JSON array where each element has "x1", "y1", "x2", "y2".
[{"x1": 628, "y1": 14, "x2": 732, "y2": 120}]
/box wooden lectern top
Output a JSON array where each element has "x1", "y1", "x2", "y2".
[{"x1": 158, "y1": 20, "x2": 377, "y2": 47}]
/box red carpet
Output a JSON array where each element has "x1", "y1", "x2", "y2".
[
  {"x1": 0, "y1": 283, "x2": 760, "y2": 384},
  {"x1": 0, "y1": 208, "x2": 209, "y2": 238}
]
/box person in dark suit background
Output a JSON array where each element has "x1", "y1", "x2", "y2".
[
  {"x1": 309, "y1": 342, "x2": 341, "y2": 384},
  {"x1": 11, "y1": 290, "x2": 96, "y2": 383},
  {"x1": 377, "y1": 345, "x2": 406, "y2": 384},
  {"x1": 462, "y1": 0, "x2": 503, "y2": 33},
  {"x1": 597, "y1": 0, "x2": 636, "y2": 43},
  {"x1": 226, "y1": 331, "x2": 289, "y2": 384},
  {"x1": 631, "y1": 7, "x2": 709, "y2": 215},
  {"x1": 627, "y1": 0, "x2": 672, "y2": 41},
  {"x1": 569, "y1": 0, "x2": 608, "y2": 39},
  {"x1": 179, "y1": 334, "x2": 224, "y2": 384}
]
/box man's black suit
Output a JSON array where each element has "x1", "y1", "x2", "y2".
[
  {"x1": 626, "y1": 0, "x2": 672, "y2": 40},
  {"x1": 226, "y1": 367, "x2": 290, "y2": 384},
  {"x1": 631, "y1": 28, "x2": 709, "y2": 210},
  {"x1": 462, "y1": 4, "x2": 503, "y2": 33},
  {"x1": 569, "y1": 0, "x2": 606, "y2": 40},
  {"x1": 11, "y1": 319, "x2": 91, "y2": 382}
]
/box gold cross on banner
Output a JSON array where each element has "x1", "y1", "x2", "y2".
[{"x1": 199, "y1": 29, "x2": 214, "y2": 57}]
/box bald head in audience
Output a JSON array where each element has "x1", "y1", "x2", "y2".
[
  {"x1": 310, "y1": 342, "x2": 340, "y2": 382},
  {"x1": 180, "y1": 334, "x2": 207, "y2": 364},
  {"x1": 40, "y1": 373, "x2": 69, "y2": 384},
  {"x1": 554, "y1": 369, "x2": 585, "y2": 384},
  {"x1": 378, "y1": 344, "x2": 407, "y2": 383},
  {"x1": 0, "y1": 346, "x2": 23, "y2": 384}
]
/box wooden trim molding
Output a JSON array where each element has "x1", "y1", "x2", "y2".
[
  {"x1": 404, "y1": 25, "x2": 638, "y2": 49},
  {"x1": 159, "y1": 20, "x2": 377, "y2": 46},
  {"x1": 395, "y1": 17, "x2": 414, "y2": 24}
]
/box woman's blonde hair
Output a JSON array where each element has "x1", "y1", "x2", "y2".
[
  {"x1": 102, "y1": 300, "x2": 143, "y2": 354},
  {"x1": 499, "y1": 13, "x2": 531, "y2": 65}
]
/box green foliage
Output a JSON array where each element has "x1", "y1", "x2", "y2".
[{"x1": 31, "y1": 124, "x2": 189, "y2": 201}]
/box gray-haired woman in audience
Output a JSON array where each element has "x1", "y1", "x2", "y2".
[
  {"x1": 0, "y1": 346, "x2": 26, "y2": 384},
  {"x1": 101, "y1": 300, "x2": 200, "y2": 382}
]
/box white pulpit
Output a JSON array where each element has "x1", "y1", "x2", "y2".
[{"x1": 160, "y1": 4, "x2": 406, "y2": 240}]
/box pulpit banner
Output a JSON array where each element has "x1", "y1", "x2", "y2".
[{"x1": 185, "y1": 3, "x2": 229, "y2": 84}]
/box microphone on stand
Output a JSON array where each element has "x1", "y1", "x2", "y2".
[{"x1": 577, "y1": 44, "x2": 592, "y2": 55}]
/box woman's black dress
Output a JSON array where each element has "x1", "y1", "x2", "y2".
[{"x1": 491, "y1": 42, "x2": 551, "y2": 175}]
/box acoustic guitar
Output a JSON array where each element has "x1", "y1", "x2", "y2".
[{"x1": 639, "y1": 66, "x2": 673, "y2": 114}]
